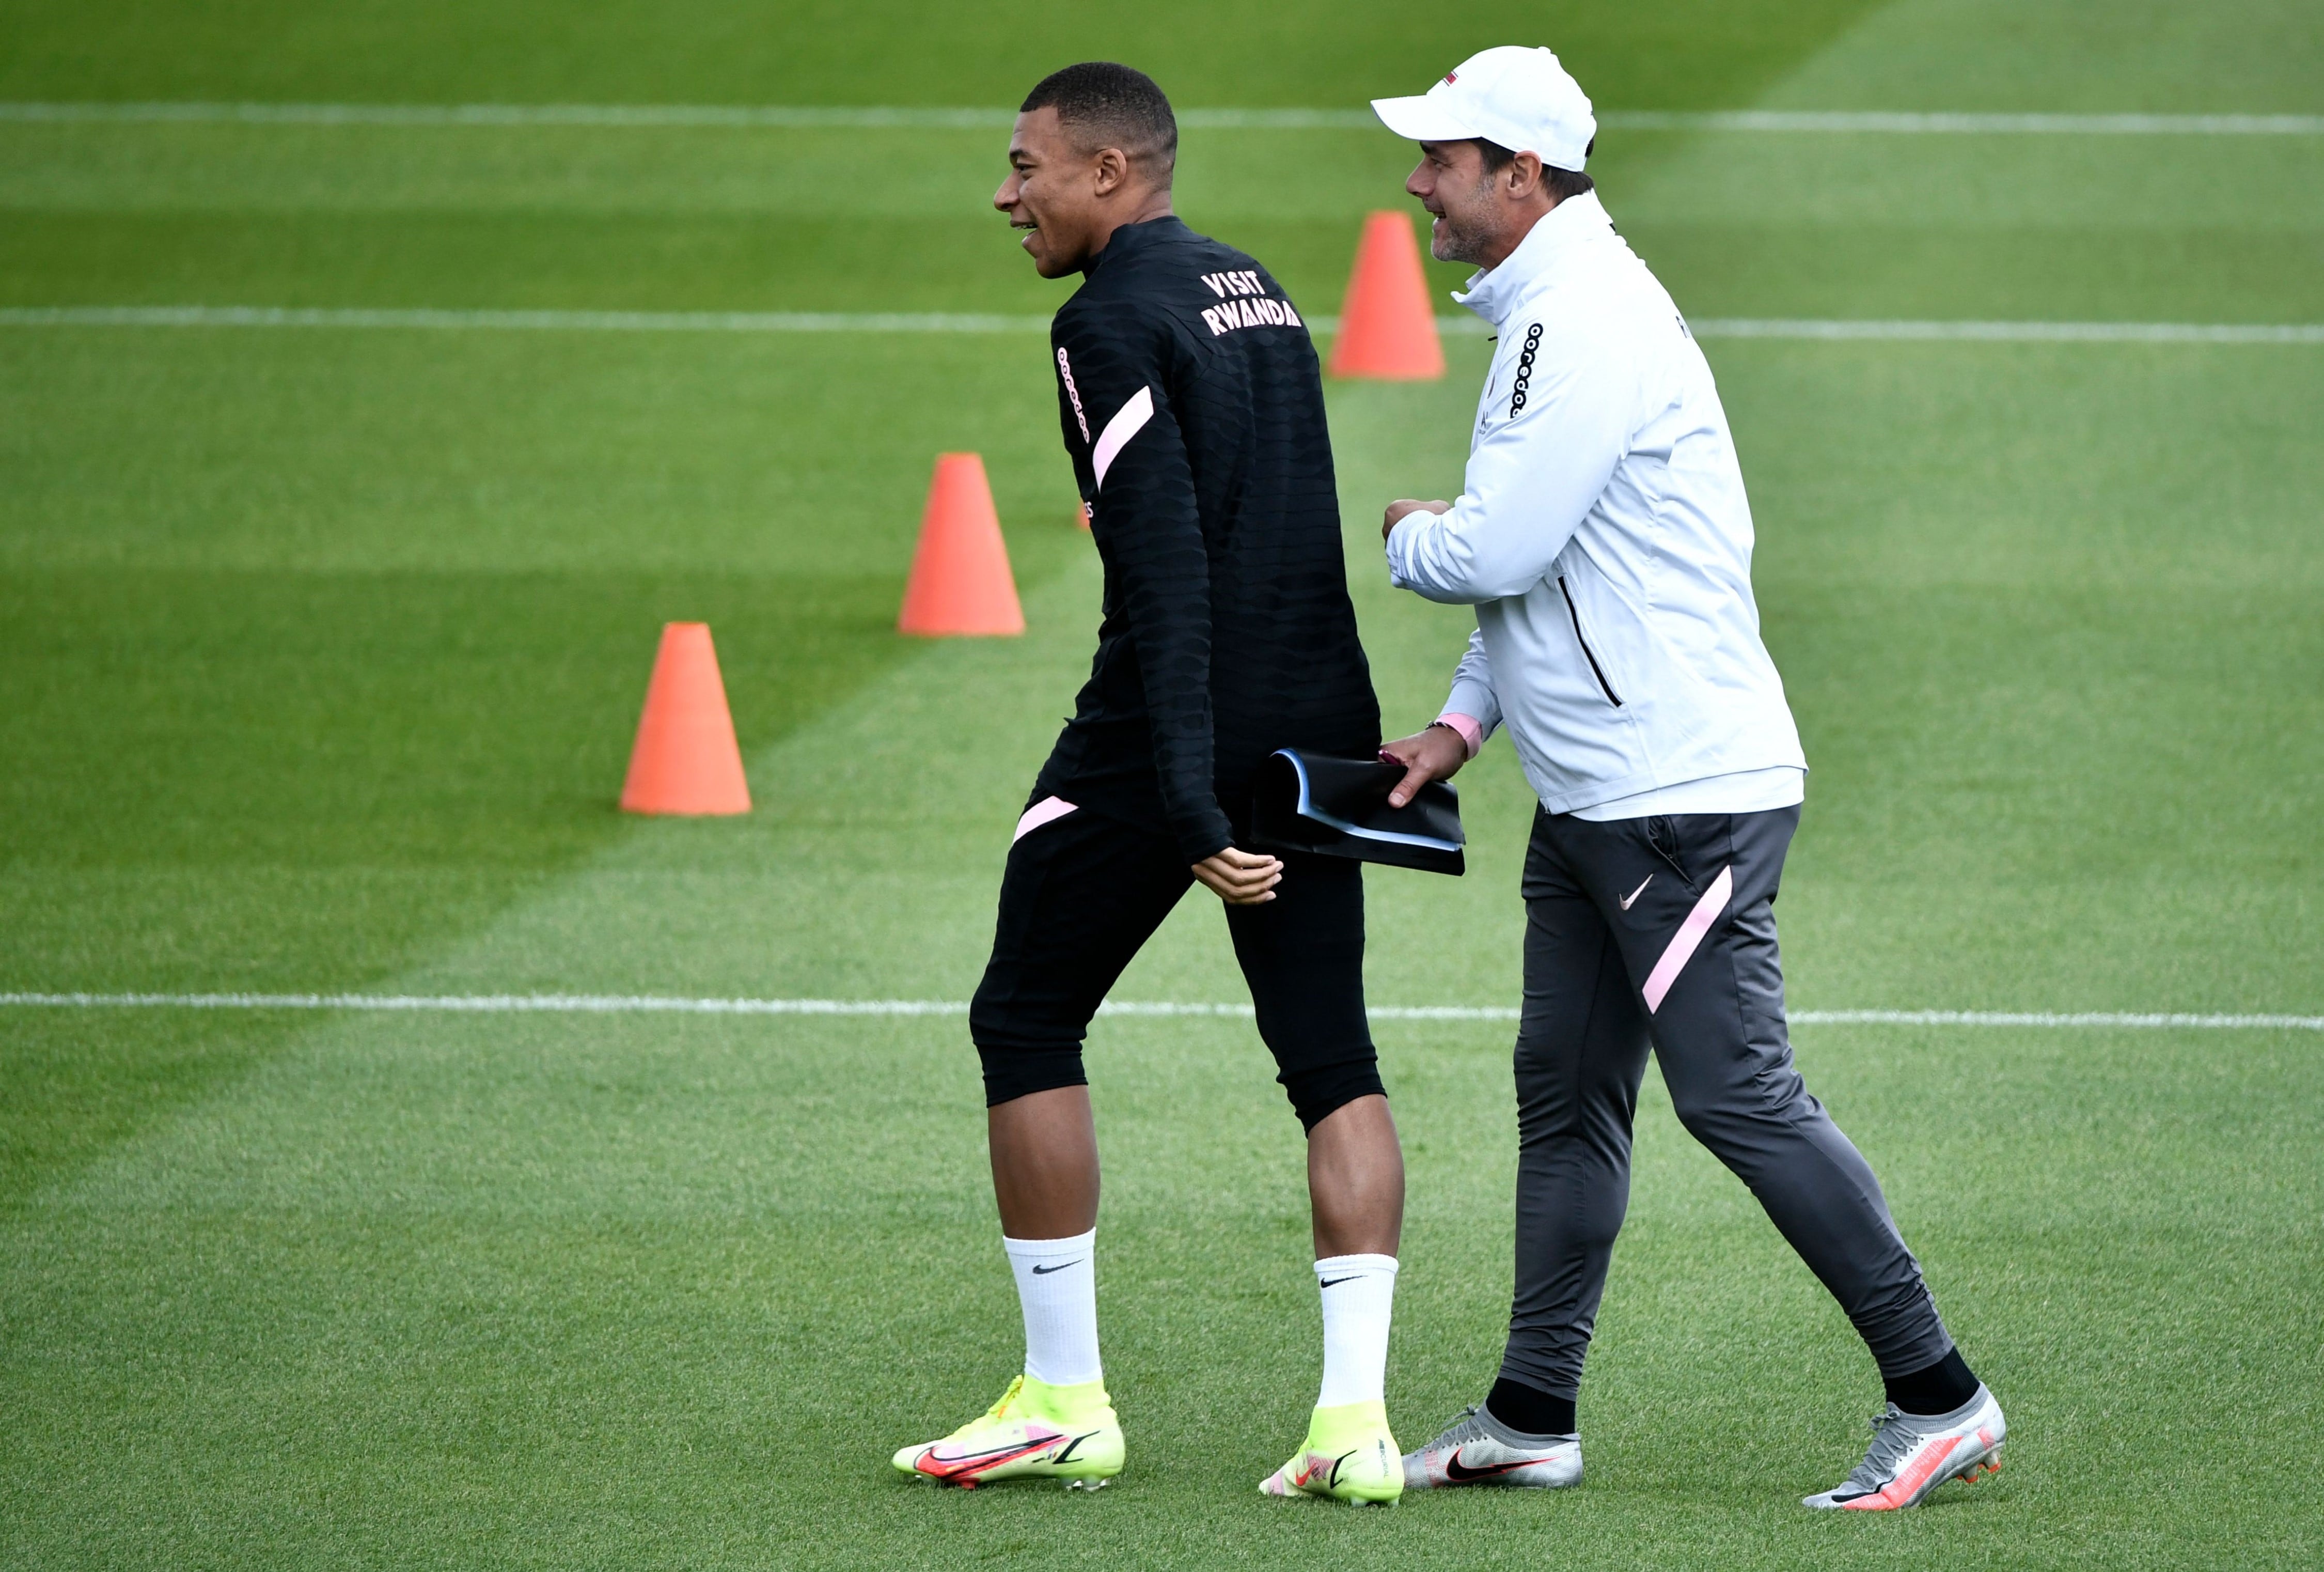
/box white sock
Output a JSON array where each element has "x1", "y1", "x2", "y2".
[
  {"x1": 1314, "y1": 1253, "x2": 1398, "y2": 1407},
  {"x1": 1003, "y1": 1229, "x2": 1102, "y2": 1387}
]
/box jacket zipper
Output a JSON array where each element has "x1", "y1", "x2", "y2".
[{"x1": 1558, "y1": 575, "x2": 1624, "y2": 707}]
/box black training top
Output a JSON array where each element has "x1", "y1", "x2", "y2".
[{"x1": 1033, "y1": 215, "x2": 1381, "y2": 863}]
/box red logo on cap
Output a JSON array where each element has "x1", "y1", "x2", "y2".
[{"x1": 1443, "y1": 71, "x2": 1458, "y2": 84}]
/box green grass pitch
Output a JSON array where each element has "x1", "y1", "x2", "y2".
[{"x1": 2, "y1": 1, "x2": 2320, "y2": 1566}]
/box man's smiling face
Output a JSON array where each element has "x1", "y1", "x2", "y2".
[
  {"x1": 1406, "y1": 138, "x2": 1499, "y2": 265},
  {"x1": 994, "y1": 106, "x2": 1097, "y2": 278}
]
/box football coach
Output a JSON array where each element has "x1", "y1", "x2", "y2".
[{"x1": 1367, "y1": 48, "x2": 2007, "y2": 1512}]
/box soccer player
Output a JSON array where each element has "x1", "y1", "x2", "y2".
[
  {"x1": 888, "y1": 62, "x2": 1406, "y2": 1503},
  {"x1": 1364, "y1": 49, "x2": 2007, "y2": 1509}
]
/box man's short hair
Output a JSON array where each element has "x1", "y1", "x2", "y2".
[
  {"x1": 1476, "y1": 136, "x2": 1595, "y2": 201},
  {"x1": 1021, "y1": 61, "x2": 1178, "y2": 183}
]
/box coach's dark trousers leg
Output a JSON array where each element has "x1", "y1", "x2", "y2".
[
  {"x1": 1603, "y1": 807, "x2": 1954, "y2": 1380},
  {"x1": 1495, "y1": 812, "x2": 1654, "y2": 1402}
]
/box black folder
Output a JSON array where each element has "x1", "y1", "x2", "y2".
[{"x1": 1249, "y1": 749, "x2": 1465, "y2": 876}]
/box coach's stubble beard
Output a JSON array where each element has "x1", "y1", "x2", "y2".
[{"x1": 1426, "y1": 174, "x2": 1503, "y2": 268}]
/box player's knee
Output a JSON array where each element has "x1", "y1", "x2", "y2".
[
  {"x1": 1666, "y1": 1074, "x2": 1795, "y2": 1153},
  {"x1": 1511, "y1": 1021, "x2": 1564, "y2": 1081},
  {"x1": 1666, "y1": 1082, "x2": 1729, "y2": 1143},
  {"x1": 975, "y1": 1036, "x2": 1089, "y2": 1107},
  {"x1": 970, "y1": 977, "x2": 1096, "y2": 1106},
  {"x1": 1281, "y1": 1056, "x2": 1386, "y2": 1134}
]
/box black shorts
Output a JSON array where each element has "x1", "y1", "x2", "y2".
[{"x1": 969, "y1": 800, "x2": 1383, "y2": 1132}]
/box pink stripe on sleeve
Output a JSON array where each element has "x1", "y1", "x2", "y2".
[
  {"x1": 1640, "y1": 865, "x2": 1733, "y2": 1014},
  {"x1": 1091, "y1": 387, "x2": 1154, "y2": 489}
]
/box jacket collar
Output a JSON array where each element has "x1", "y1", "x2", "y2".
[
  {"x1": 1452, "y1": 190, "x2": 1611, "y2": 326},
  {"x1": 1085, "y1": 213, "x2": 1192, "y2": 275}
]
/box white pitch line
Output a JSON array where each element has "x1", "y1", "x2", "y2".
[
  {"x1": 0, "y1": 102, "x2": 1029, "y2": 128},
  {"x1": 1690, "y1": 318, "x2": 2324, "y2": 345},
  {"x1": 0, "y1": 305, "x2": 1056, "y2": 335},
  {"x1": 1600, "y1": 110, "x2": 2324, "y2": 136},
  {"x1": 1793, "y1": 1009, "x2": 2324, "y2": 1030},
  {"x1": 0, "y1": 992, "x2": 2316, "y2": 1030},
  {"x1": 4, "y1": 306, "x2": 2321, "y2": 346},
  {"x1": 2, "y1": 103, "x2": 2321, "y2": 135}
]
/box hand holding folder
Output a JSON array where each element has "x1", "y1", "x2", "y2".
[{"x1": 1249, "y1": 749, "x2": 1466, "y2": 876}]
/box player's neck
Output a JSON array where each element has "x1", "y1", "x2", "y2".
[{"x1": 1084, "y1": 190, "x2": 1176, "y2": 261}]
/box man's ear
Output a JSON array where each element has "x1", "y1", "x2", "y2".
[
  {"x1": 1091, "y1": 146, "x2": 1132, "y2": 197},
  {"x1": 1506, "y1": 151, "x2": 1545, "y2": 201}
]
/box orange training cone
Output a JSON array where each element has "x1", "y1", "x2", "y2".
[
  {"x1": 898, "y1": 453, "x2": 1025, "y2": 636},
  {"x1": 619, "y1": 622, "x2": 751, "y2": 815},
  {"x1": 1076, "y1": 500, "x2": 1092, "y2": 531},
  {"x1": 1328, "y1": 211, "x2": 1444, "y2": 380}
]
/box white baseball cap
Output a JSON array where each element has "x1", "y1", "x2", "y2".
[{"x1": 1370, "y1": 46, "x2": 1595, "y2": 172}]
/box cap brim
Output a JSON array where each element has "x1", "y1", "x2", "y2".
[{"x1": 1370, "y1": 94, "x2": 1483, "y2": 143}]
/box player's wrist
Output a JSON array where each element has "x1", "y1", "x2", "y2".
[
  {"x1": 1427, "y1": 714, "x2": 1482, "y2": 761},
  {"x1": 1413, "y1": 721, "x2": 1469, "y2": 762}
]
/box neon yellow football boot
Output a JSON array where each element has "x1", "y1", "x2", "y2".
[
  {"x1": 1259, "y1": 1400, "x2": 1403, "y2": 1505},
  {"x1": 891, "y1": 1375, "x2": 1123, "y2": 1490}
]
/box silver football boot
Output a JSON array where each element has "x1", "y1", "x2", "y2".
[
  {"x1": 1803, "y1": 1386, "x2": 2006, "y2": 1510},
  {"x1": 1402, "y1": 1404, "x2": 1582, "y2": 1491}
]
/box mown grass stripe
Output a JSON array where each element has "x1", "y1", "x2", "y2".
[
  {"x1": 3, "y1": 102, "x2": 2321, "y2": 134},
  {"x1": 1, "y1": 992, "x2": 2316, "y2": 1029},
  {"x1": 5, "y1": 306, "x2": 2321, "y2": 344}
]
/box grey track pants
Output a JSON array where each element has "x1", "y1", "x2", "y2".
[{"x1": 1498, "y1": 804, "x2": 1953, "y2": 1401}]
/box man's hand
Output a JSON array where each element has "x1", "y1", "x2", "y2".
[
  {"x1": 1192, "y1": 846, "x2": 1283, "y2": 906},
  {"x1": 1381, "y1": 498, "x2": 1451, "y2": 541},
  {"x1": 1378, "y1": 725, "x2": 1470, "y2": 808}
]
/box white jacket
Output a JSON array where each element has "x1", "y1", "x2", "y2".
[{"x1": 1385, "y1": 190, "x2": 1805, "y2": 817}]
